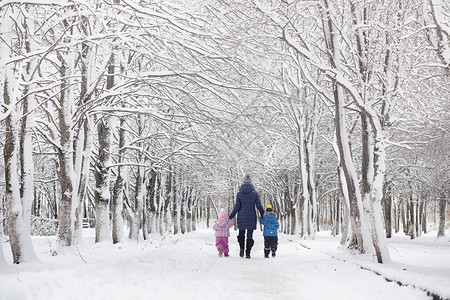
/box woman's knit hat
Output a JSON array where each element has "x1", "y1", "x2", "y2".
[
  {"x1": 219, "y1": 208, "x2": 228, "y2": 219},
  {"x1": 243, "y1": 174, "x2": 252, "y2": 184},
  {"x1": 266, "y1": 204, "x2": 273, "y2": 213}
]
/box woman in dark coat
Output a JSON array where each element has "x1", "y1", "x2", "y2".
[{"x1": 229, "y1": 174, "x2": 264, "y2": 258}]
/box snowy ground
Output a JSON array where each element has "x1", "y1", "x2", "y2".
[{"x1": 1, "y1": 226, "x2": 449, "y2": 300}]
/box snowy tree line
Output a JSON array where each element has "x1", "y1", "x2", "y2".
[{"x1": 0, "y1": 0, "x2": 448, "y2": 265}]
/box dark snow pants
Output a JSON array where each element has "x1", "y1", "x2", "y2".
[{"x1": 264, "y1": 236, "x2": 278, "y2": 257}]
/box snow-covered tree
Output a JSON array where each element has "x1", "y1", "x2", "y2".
[
  {"x1": 1, "y1": 4, "x2": 39, "y2": 263},
  {"x1": 425, "y1": 0, "x2": 450, "y2": 77}
]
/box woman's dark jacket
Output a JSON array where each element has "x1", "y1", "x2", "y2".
[{"x1": 229, "y1": 184, "x2": 264, "y2": 230}]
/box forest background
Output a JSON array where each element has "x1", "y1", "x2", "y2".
[{"x1": 0, "y1": 0, "x2": 449, "y2": 266}]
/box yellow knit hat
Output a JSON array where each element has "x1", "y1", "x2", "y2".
[{"x1": 267, "y1": 204, "x2": 272, "y2": 209}]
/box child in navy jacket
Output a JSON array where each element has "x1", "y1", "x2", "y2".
[{"x1": 259, "y1": 204, "x2": 279, "y2": 258}]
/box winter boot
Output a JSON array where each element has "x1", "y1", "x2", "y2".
[
  {"x1": 264, "y1": 248, "x2": 270, "y2": 258},
  {"x1": 237, "y1": 235, "x2": 245, "y2": 257},
  {"x1": 271, "y1": 243, "x2": 277, "y2": 257},
  {"x1": 245, "y1": 239, "x2": 254, "y2": 259}
]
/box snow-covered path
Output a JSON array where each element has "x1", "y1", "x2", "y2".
[{"x1": 0, "y1": 228, "x2": 436, "y2": 300}]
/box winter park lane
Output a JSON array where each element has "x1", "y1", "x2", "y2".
[
  {"x1": 0, "y1": 228, "x2": 437, "y2": 300},
  {"x1": 193, "y1": 230, "x2": 431, "y2": 300}
]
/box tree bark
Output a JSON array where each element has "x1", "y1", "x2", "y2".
[
  {"x1": 146, "y1": 169, "x2": 157, "y2": 234},
  {"x1": 409, "y1": 195, "x2": 416, "y2": 239},
  {"x1": 3, "y1": 72, "x2": 38, "y2": 263},
  {"x1": 112, "y1": 117, "x2": 125, "y2": 244},
  {"x1": 401, "y1": 196, "x2": 407, "y2": 234},
  {"x1": 94, "y1": 118, "x2": 111, "y2": 243},
  {"x1": 186, "y1": 190, "x2": 192, "y2": 233},
  {"x1": 180, "y1": 186, "x2": 187, "y2": 234},
  {"x1": 129, "y1": 165, "x2": 144, "y2": 241},
  {"x1": 172, "y1": 170, "x2": 179, "y2": 235},
  {"x1": 421, "y1": 200, "x2": 427, "y2": 234},
  {"x1": 56, "y1": 53, "x2": 77, "y2": 246},
  {"x1": 4, "y1": 81, "x2": 27, "y2": 263},
  {"x1": 437, "y1": 192, "x2": 447, "y2": 236},
  {"x1": 384, "y1": 185, "x2": 392, "y2": 238}
]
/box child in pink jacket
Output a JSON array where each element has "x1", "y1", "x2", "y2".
[{"x1": 213, "y1": 208, "x2": 235, "y2": 257}]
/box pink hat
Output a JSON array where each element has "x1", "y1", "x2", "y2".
[{"x1": 219, "y1": 208, "x2": 228, "y2": 219}]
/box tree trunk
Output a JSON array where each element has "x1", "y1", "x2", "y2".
[
  {"x1": 305, "y1": 109, "x2": 318, "y2": 239},
  {"x1": 0, "y1": 189, "x2": 6, "y2": 266},
  {"x1": 421, "y1": 200, "x2": 427, "y2": 234},
  {"x1": 146, "y1": 169, "x2": 157, "y2": 235},
  {"x1": 95, "y1": 52, "x2": 116, "y2": 243},
  {"x1": 437, "y1": 192, "x2": 447, "y2": 237},
  {"x1": 321, "y1": 0, "x2": 369, "y2": 251},
  {"x1": 298, "y1": 129, "x2": 310, "y2": 238},
  {"x1": 354, "y1": 0, "x2": 391, "y2": 262},
  {"x1": 180, "y1": 187, "x2": 187, "y2": 233},
  {"x1": 419, "y1": 198, "x2": 427, "y2": 233},
  {"x1": 173, "y1": 170, "x2": 179, "y2": 235},
  {"x1": 206, "y1": 200, "x2": 210, "y2": 229},
  {"x1": 4, "y1": 81, "x2": 38, "y2": 263},
  {"x1": 0, "y1": 194, "x2": 4, "y2": 237},
  {"x1": 401, "y1": 196, "x2": 407, "y2": 234},
  {"x1": 155, "y1": 173, "x2": 163, "y2": 235},
  {"x1": 186, "y1": 192, "x2": 192, "y2": 233},
  {"x1": 384, "y1": 185, "x2": 392, "y2": 238},
  {"x1": 338, "y1": 165, "x2": 351, "y2": 246},
  {"x1": 18, "y1": 68, "x2": 38, "y2": 264},
  {"x1": 74, "y1": 118, "x2": 93, "y2": 242},
  {"x1": 111, "y1": 117, "x2": 125, "y2": 244},
  {"x1": 192, "y1": 194, "x2": 198, "y2": 232},
  {"x1": 416, "y1": 198, "x2": 421, "y2": 237},
  {"x1": 409, "y1": 195, "x2": 416, "y2": 239},
  {"x1": 163, "y1": 170, "x2": 173, "y2": 234},
  {"x1": 94, "y1": 118, "x2": 111, "y2": 243},
  {"x1": 129, "y1": 166, "x2": 144, "y2": 241},
  {"x1": 333, "y1": 82, "x2": 366, "y2": 251},
  {"x1": 394, "y1": 200, "x2": 399, "y2": 233},
  {"x1": 2, "y1": 12, "x2": 39, "y2": 261},
  {"x1": 73, "y1": 36, "x2": 93, "y2": 242},
  {"x1": 57, "y1": 53, "x2": 77, "y2": 247},
  {"x1": 333, "y1": 197, "x2": 341, "y2": 236}
]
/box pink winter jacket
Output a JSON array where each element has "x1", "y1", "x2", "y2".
[{"x1": 213, "y1": 218, "x2": 235, "y2": 237}]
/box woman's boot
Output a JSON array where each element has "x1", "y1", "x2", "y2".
[
  {"x1": 245, "y1": 239, "x2": 254, "y2": 259},
  {"x1": 237, "y1": 235, "x2": 245, "y2": 257}
]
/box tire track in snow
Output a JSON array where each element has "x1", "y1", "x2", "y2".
[{"x1": 292, "y1": 239, "x2": 442, "y2": 300}]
